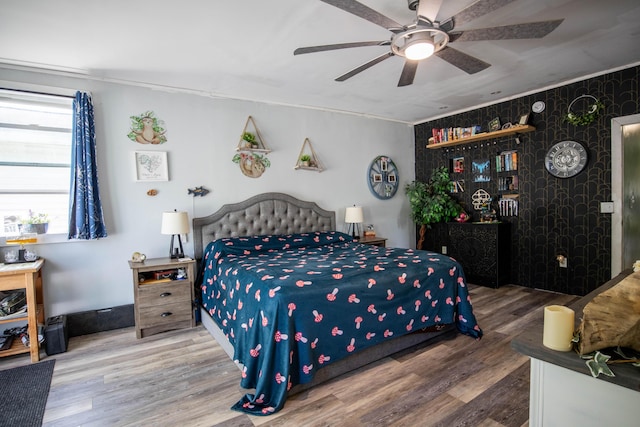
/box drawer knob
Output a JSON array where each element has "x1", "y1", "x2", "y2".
[
  {"x1": 161, "y1": 312, "x2": 173, "y2": 317},
  {"x1": 160, "y1": 292, "x2": 172, "y2": 297}
]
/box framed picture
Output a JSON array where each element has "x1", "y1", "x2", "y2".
[
  {"x1": 380, "y1": 159, "x2": 388, "y2": 172},
  {"x1": 452, "y1": 156, "x2": 464, "y2": 173},
  {"x1": 133, "y1": 151, "x2": 168, "y2": 182},
  {"x1": 388, "y1": 174, "x2": 396, "y2": 183},
  {"x1": 472, "y1": 159, "x2": 491, "y2": 183},
  {"x1": 488, "y1": 117, "x2": 501, "y2": 132},
  {"x1": 373, "y1": 173, "x2": 383, "y2": 183},
  {"x1": 518, "y1": 112, "x2": 530, "y2": 125}
]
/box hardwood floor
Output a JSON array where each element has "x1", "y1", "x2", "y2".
[{"x1": 1, "y1": 284, "x2": 578, "y2": 427}]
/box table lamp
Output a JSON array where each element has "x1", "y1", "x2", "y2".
[
  {"x1": 345, "y1": 205, "x2": 364, "y2": 239},
  {"x1": 161, "y1": 210, "x2": 189, "y2": 259}
]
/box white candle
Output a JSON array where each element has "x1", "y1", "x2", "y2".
[{"x1": 543, "y1": 305, "x2": 575, "y2": 351}]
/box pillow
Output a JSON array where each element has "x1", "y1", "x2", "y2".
[{"x1": 204, "y1": 231, "x2": 352, "y2": 258}]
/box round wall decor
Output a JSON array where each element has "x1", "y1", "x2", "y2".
[
  {"x1": 532, "y1": 100, "x2": 545, "y2": 113},
  {"x1": 545, "y1": 140, "x2": 588, "y2": 178},
  {"x1": 367, "y1": 155, "x2": 399, "y2": 199}
]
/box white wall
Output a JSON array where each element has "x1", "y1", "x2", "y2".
[{"x1": 0, "y1": 68, "x2": 416, "y2": 316}]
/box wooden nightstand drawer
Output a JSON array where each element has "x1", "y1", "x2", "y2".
[
  {"x1": 138, "y1": 301, "x2": 192, "y2": 329},
  {"x1": 357, "y1": 236, "x2": 387, "y2": 247},
  {"x1": 138, "y1": 281, "x2": 191, "y2": 308}
]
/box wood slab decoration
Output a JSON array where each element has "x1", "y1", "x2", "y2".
[{"x1": 578, "y1": 271, "x2": 640, "y2": 355}]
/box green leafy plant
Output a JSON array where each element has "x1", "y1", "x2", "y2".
[
  {"x1": 405, "y1": 166, "x2": 462, "y2": 249},
  {"x1": 579, "y1": 347, "x2": 640, "y2": 378},
  {"x1": 299, "y1": 154, "x2": 311, "y2": 162},
  {"x1": 242, "y1": 132, "x2": 258, "y2": 147},
  {"x1": 564, "y1": 99, "x2": 604, "y2": 126}
]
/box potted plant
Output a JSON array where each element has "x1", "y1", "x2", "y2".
[
  {"x1": 242, "y1": 132, "x2": 258, "y2": 148},
  {"x1": 405, "y1": 166, "x2": 462, "y2": 249},
  {"x1": 19, "y1": 211, "x2": 49, "y2": 234},
  {"x1": 299, "y1": 154, "x2": 311, "y2": 167}
]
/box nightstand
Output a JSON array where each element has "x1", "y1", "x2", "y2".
[
  {"x1": 357, "y1": 236, "x2": 387, "y2": 247},
  {"x1": 128, "y1": 257, "x2": 195, "y2": 338}
]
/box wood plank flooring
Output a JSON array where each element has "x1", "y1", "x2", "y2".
[{"x1": 0, "y1": 284, "x2": 578, "y2": 427}]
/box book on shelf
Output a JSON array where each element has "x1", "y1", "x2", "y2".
[
  {"x1": 496, "y1": 150, "x2": 518, "y2": 172},
  {"x1": 430, "y1": 125, "x2": 482, "y2": 144}
]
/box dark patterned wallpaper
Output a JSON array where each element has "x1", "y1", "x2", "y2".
[{"x1": 414, "y1": 65, "x2": 639, "y2": 296}]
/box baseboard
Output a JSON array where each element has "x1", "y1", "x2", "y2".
[{"x1": 66, "y1": 304, "x2": 135, "y2": 337}]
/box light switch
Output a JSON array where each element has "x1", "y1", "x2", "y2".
[{"x1": 600, "y1": 201, "x2": 614, "y2": 213}]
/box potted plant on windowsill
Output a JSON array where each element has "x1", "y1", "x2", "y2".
[
  {"x1": 19, "y1": 212, "x2": 49, "y2": 234},
  {"x1": 405, "y1": 166, "x2": 462, "y2": 249}
]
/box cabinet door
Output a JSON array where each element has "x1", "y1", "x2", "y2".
[{"x1": 448, "y1": 223, "x2": 510, "y2": 287}]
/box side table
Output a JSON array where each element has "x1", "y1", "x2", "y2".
[
  {"x1": 0, "y1": 259, "x2": 45, "y2": 362},
  {"x1": 129, "y1": 257, "x2": 195, "y2": 338}
]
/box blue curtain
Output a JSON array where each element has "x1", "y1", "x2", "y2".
[{"x1": 68, "y1": 91, "x2": 107, "y2": 239}]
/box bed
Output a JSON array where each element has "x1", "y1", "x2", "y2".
[{"x1": 193, "y1": 192, "x2": 482, "y2": 415}]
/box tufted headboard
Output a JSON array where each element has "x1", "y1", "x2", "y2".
[{"x1": 192, "y1": 192, "x2": 336, "y2": 262}]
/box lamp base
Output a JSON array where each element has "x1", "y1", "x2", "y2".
[
  {"x1": 347, "y1": 223, "x2": 361, "y2": 240},
  {"x1": 169, "y1": 235, "x2": 184, "y2": 259}
]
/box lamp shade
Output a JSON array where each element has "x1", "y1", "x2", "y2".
[
  {"x1": 345, "y1": 206, "x2": 364, "y2": 224},
  {"x1": 161, "y1": 211, "x2": 189, "y2": 235}
]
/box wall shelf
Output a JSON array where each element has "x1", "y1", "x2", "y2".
[
  {"x1": 236, "y1": 116, "x2": 271, "y2": 153},
  {"x1": 426, "y1": 125, "x2": 535, "y2": 149},
  {"x1": 294, "y1": 138, "x2": 323, "y2": 172}
]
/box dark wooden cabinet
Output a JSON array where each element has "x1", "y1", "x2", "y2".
[{"x1": 447, "y1": 222, "x2": 510, "y2": 288}]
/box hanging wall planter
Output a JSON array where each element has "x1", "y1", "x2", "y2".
[
  {"x1": 563, "y1": 95, "x2": 604, "y2": 126},
  {"x1": 232, "y1": 116, "x2": 272, "y2": 178}
]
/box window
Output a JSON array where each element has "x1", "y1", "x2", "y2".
[{"x1": 0, "y1": 89, "x2": 73, "y2": 237}]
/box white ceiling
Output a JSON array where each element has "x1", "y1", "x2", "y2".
[{"x1": 1, "y1": 0, "x2": 639, "y2": 124}]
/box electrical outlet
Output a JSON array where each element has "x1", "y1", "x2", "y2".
[
  {"x1": 600, "y1": 201, "x2": 614, "y2": 213},
  {"x1": 441, "y1": 246, "x2": 447, "y2": 254}
]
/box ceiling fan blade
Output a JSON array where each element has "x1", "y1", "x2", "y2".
[
  {"x1": 451, "y1": 0, "x2": 517, "y2": 28},
  {"x1": 398, "y1": 60, "x2": 419, "y2": 87},
  {"x1": 452, "y1": 20, "x2": 564, "y2": 42},
  {"x1": 294, "y1": 41, "x2": 390, "y2": 55},
  {"x1": 335, "y1": 52, "x2": 394, "y2": 82},
  {"x1": 417, "y1": 0, "x2": 443, "y2": 24},
  {"x1": 435, "y1": 46, "x2": 490, "y2": 74},
  {"x1": 320, "y1": 0, "x2": 404, "y2": 31}
]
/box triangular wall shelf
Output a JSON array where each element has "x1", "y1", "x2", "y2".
[
  {"x1": 294, "y1": 138, "x2": 323, "y2": 172},
  {"x1": 236, "y1": 116, "x2": 271, "y2": 153}
]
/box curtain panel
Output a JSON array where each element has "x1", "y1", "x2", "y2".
[{"x1": 68, "y1": 92, "x2": 107, "y2": 239}]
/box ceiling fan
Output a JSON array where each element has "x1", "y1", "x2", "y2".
[{"x1": 294, "y1": 0, "x2": 564, "y2": 86}]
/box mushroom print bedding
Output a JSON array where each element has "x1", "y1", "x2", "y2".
[{"x1": 199, "y1": 231, "x2": 482, "y2": 415}]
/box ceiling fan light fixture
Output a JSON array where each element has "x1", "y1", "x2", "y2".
[{"x1": 403, "y1": 36, "x2": 434, "y2": 60}]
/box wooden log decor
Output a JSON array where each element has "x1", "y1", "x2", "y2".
[{"x1": 578, "y1": 271, "x2": 640, "y2": 355}]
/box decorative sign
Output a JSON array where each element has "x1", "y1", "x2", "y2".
[
  {"x1": 128, "y1": 111, "x2": 167, "y2": 144},
  {"x1": 133, "y1": 151, "x2": 168, "y2": 181}
]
